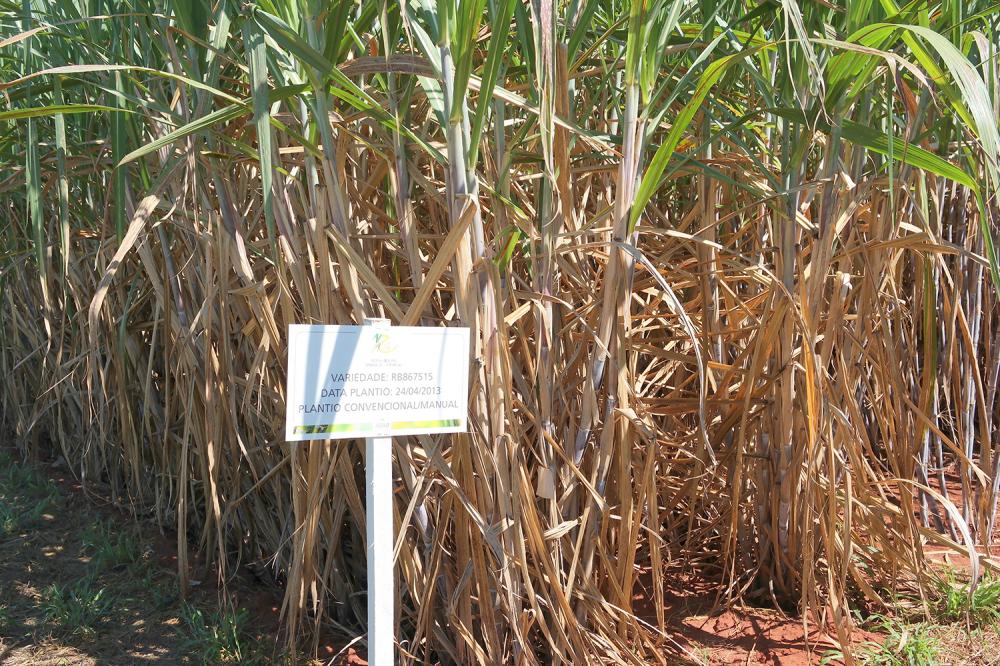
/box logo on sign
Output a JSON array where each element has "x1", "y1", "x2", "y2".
[{"x1": 373, "y1": 332, "x2": 397, "y2": 354}]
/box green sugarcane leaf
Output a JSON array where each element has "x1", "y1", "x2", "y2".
[
  {"x1": 468, "y1": 0, "x2": 515, "y2": 166},
  {"x1": 243, "y1": 16, "x2": 277, "y2": 243},
  {"x1": 0, "y1": 104, "x2": 126, "y2": 121},
  {"x1": 252, "y1": 7, "x2": 446, "y2": 162},
  {"x1": 53, "y1": 76, "x2": 70, "y2": 277},
  {"x1": 768, "y1": 107, "x2": 981, "y2": 193},
  {"x1": 2, "y1": 65, "x2": 246, "y2": 106},
  {"x1": 171, "y1": 0, "x2": 209, "y2": 44},
  {"x1": 631, "y1": 48, "x2": 761, "y2": 231}
]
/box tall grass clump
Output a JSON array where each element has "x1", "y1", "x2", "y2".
[{"x1": 2, "y1": 0, "x2": 999, "y2": 662}]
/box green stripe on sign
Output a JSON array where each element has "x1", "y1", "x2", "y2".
[
  {"x1": 294, "y1": 420, "x2": 459, "y2": 436},
  {"x1": 293, "y1": 424, "x2": 373, "y2": 435},
  {"x1": 391, "y1": 419, "x2": 460, "y2": 430}
]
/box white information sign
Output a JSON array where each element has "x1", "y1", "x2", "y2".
[{"x1": 285, "y1": 324, "x2": 470, "y2": 441}]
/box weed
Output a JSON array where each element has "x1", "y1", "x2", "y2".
[
  {"x1": 0, "y1": 502, "x2": 17, "y2": 536},
  {"x1": 0, "y1": 487, "x2": 58, "y2": 537},
  {"x1": 933, "y1": 573, "x2": 1000, "y2": 627},
  {"x1": 179, "y1": 602, "x2": 259, "y2": 665},
  {"x1": 40, "y1": 578, "x2": 112, "y2": 639},
  {"x1": 151, "y1": 578, "x2": 179, "y2": 611},
  {"x1": 853, "y1": 615, "x2": 940, "y2": 666},
  {"x1": 80, "y1": 520, "x2": 142, "y2": 572},
  {"x1": 24, "y1": 493, "x2": 58, "y2": 522},
  {"x1": 0, "y1": 451, "x2": 61, "y2": 540},
  {"x1": 689, "y1": 646, "x2": 711, "y2": 665},
  {"x1": 0, "y1": 603, "x2": 10, "y2": 632},
  {"x1": 1, "y1": 460, "x2": 51, "y2": 495}
]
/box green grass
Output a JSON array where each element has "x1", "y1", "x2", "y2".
[
  {"x1": 179, "y1": 602, "x2": 261, "y2": 665},
  {"x1": 861, "y1": 621, "x2": 940, "y2": 666},
  {"x1": 933, "y1": 573, "x2": 1000, "y2": 627},
  {"x1": 821, "y1": 614, "x2": 941, "y2": 665},
  {"x1": 822, "y1": 575, "x2": 1000, "y2": 664},
  {"x1": 0, "y1": 502, "x2": 18, "y2": 536},
  {"x1": 0, "y1": 454, "x2": 60, "y2": 537},
  {"x1": 40, "y1": 578, "x2": 113, "y2": 639},
  {"x1": 0, "y1": 456, "x2": 55, "y2": 495},
  {"x1": 0, "y1": 453, "x2": 299, "y2": 662},
  {"x1": 0, "y1": 496, "x2": 58, "y2": 535},
  {"x1": 150, "y1": 577, "x2": 180, "y2": 611},
  {"x1": 80, "y1": 519, "x2": 143, "y2": 572}
]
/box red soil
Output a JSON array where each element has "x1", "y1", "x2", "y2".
[{"x1": 638, "y1": 572, "x2": 880, "y2": 665}]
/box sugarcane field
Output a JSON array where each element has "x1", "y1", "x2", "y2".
[{"x1": 2, "y1": 0, "x2": 1000, "y2": 664}]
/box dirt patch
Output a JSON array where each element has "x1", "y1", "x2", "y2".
[
  {"x1": 676, "y1": 611, "x2": 836, "y2": 665},
  {"x1": 0, "y1": 446, "x2": 365, "y2": 665},
  {"x1": 638, "y1": 573, "x2": 876, "y2": 665},
  {"x1": 0, "y1": 451, "x2": 190, "y2": 664}
]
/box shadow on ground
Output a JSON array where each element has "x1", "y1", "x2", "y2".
[{"x1": 0, "y1": 449, "x2": 301, "y2": 665}]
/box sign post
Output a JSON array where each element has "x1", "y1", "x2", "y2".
[
  {"x1": 285, "y1": 320, "x2": 470, "y2": 664},
  {"x1": 363, "y1": 318, "x2": 393, "y2": 666}
]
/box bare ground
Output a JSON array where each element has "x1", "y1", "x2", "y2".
[{"x1": 0, "y1": 447, "x2": 356, "y2": 665}]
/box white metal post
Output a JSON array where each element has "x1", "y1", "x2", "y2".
[{"x1": 363, "y1": 318, "x2": 394, "y2": 665}]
